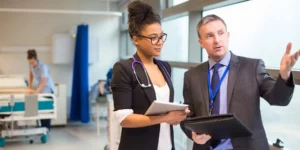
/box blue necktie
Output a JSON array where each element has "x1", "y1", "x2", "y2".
[
  {"x1": 210, "y1": 63, "x2": 223, "y2": 149},
  {"x1": 211, "y1": 63, "x2": 222, "y2": 114}
]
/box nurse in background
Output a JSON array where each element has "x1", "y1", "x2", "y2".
[{"x1": 27, "y1": 49, "x2": 55, "y2": 131}]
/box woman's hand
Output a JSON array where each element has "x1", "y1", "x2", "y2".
[
  {"x1": 164, "y1": 108, "x2": 190, "y2": 125},
  {"x1": 26, "y1": 88, "x2": 34, "y2": 94}
]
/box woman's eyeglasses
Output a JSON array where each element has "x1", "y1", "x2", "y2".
[{"x1": 137, "y1": 33, "x2": 167, "y2": 45}]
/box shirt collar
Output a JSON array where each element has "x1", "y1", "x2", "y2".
[
  {"x1": 208, "y1": 51, "x2": 231, "y2": 70},
  {"x1": 34, "y1": 60, "x2": 41, "y2": 69}
]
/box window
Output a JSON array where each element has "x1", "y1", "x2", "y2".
[
  {"x1": 120, "y1": 31, "x2": 127, "y2": 57},
  {"x1": 126, "y1": 33, "x2": 135, "y2": 56},
  {"x1": 120, "y1": 31, "x2": 135, "y2": 58},
  {"x1": 172, "y1": 0, "x2": 188, "y2": 6},
  {"x1": 260, "y1": 85, "x2": 300, "y2": 149},
  {"x1": 161, "y1": 16, "x2": 189, "y2": 62},
  {"x1": 203, "y1": 0, "x2": 300, "y2": 149},
  {"x1": 202, "y1": 0, "x2": 300, "y2": 70},
  {"x1": 172, "y1": 68, "x2": 188, "y2": 150}
]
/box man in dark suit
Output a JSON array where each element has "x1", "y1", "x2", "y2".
[{"x1": 181, "y1": 14, "x2": 300, "y2": 150}]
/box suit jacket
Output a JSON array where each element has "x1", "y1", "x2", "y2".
[
  {"x1": 181, "y1": 52, "x2": 295, "y2": 150},
  {"x1": 110, "y1": 53, "x2": 175, "y2": 150}
]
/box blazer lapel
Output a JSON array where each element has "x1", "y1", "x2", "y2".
[
  {"x1": 155, "y1": 59, "x2": 174, "y2": 103},
  {"x1": 227, "y1": 53, "x2": 240, "y2": 110},
  {"x1": 199, "y1": 62, "x2": 210, "y2": 114},
  {"x1": 133, "y1": 54, "x2": 156, "y2": 103}
]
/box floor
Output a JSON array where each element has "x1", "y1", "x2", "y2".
[{"x1": 2, "y1": 120, "x2": 108, "y2": 150}]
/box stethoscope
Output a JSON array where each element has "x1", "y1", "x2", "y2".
[{"x1": 131, "y1": 56, "x2": 171, "y2": 88}]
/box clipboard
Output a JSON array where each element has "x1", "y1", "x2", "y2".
[
  {"x1": 182, "y1": 114, "x2": 252, "y2": 140},
  {"x1": 145, "y1": 101, "x2": 188, "y2": 116}
]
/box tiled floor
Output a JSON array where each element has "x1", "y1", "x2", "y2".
[{"x1": 3, "y1": 120, "x2": 108, "y2": 150}]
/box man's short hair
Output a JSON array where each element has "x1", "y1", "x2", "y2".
[{"x1": 197, "y1": 14, "x2": 227, "y2": 39}]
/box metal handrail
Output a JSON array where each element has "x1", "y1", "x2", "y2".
[{"x1": 168, "y1": 61, "x2": 300, "y2": 85}]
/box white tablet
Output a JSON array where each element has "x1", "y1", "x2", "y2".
[{"x1": 145, "y1": 101, "x2": 188, "y2": 116}]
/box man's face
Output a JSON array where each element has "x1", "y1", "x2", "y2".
[{"x1": 198, "y1": 20, "x2": 230, "y2": 61}]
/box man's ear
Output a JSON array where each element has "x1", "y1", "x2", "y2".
[
  {"x1": 227, "y1": 32, "x2": 230, "y2": 41},
  {"x1": 198, "y1": 38, "x2": 203, "y2": 48}
]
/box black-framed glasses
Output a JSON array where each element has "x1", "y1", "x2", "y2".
[{"x1": 137, "y1": 33, "x2": 167, "y2": 45}]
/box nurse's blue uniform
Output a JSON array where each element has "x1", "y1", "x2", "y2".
[{"x1": 29, "y1": 61, "x2": 55, "y2": 130}]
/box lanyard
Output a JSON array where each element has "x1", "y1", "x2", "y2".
[{"x1": 207, "y1": 65, "x2": 230, "y2": 113}]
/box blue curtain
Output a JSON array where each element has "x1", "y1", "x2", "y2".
[{"x1": 70, "y1": 24, "x2": 90, "y2": 123}]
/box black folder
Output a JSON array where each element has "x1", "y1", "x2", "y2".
[{"x1": 182, "y1": 114, "x2": 252, "y2": 140}]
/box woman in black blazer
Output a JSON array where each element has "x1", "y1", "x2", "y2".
[{"x1": 110, "y1": 1, "x2": 189, "y2": 150}]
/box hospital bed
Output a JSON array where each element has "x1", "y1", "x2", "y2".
[
  {"x1": 0, "y1": 93, "x2": 57, "y2": 147},
  {"x1": 0, "y1": 75, "x2": 57, "y2": 147}
]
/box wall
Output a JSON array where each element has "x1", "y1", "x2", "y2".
[
  {"x1": 0, "y1": 0, "x2": 120, "y2": 118},
  {"x1": 89, "y1": 18, "x2": 120, "y2": 85},
  {"x1": 0, "y1": 0, "x2": 119, "y2": 11}
]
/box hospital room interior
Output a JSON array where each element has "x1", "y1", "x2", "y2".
[{"x1": 0, "y1": 0, "x2": 300, "y2": 150}]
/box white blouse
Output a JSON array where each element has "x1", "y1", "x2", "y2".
[{"x1": 114, "y1": 83, "x2": 172, "y2": 150}]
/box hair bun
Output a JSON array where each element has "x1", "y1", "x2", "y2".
[
  {"x1": 127, "y1": 1, "x2": 161, "y2": 38},
  {"x1": 27, "y1": 49, "x2": 38, "y2": 59},
  {"x1": 27, "y1": 49, "x2": 36, "y2": 54},
  {"x1": 128, "y1": 1, "x2": 154, "y2": 24}
]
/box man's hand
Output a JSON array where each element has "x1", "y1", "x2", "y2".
[
  {"x1": 192, "y1": 132, "x2": 211, "y2": 145},
  {"x1": 280, "y1": 42, "x2": 300, "y2": 81}
]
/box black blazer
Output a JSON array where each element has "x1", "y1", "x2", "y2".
[
  {"x1": 180, "y1": 52, "x2": 295, "y2": 150},
  {"x1": 111, "y1": 53, "x2": 175, "y2": 150}
]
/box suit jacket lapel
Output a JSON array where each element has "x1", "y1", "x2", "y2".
[
  {"x1": 133, "y1": 54, "x2": 156, "y2": 103},
  {"x1": 155, "y1": 59, "x2": 174, "y2": 103},
  {"x1": 199, "y1": 62, "x2": 210, "y2": 114},
  {"x1": 227, "y1": 53, "x2": 240, "y2": 110}
]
